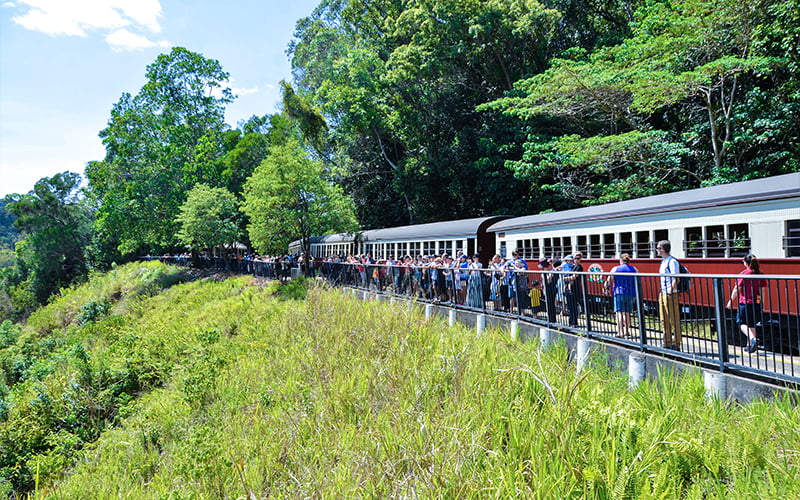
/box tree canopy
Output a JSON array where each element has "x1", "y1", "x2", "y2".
[
  {"x1": 86, "y1": 47, "x2": 234, "y2": 256},
  {"x1": 3, "y1": 172, "x2": 91, "y2": 310},
  {"x1": 241, "y1": 140, "x2": 358, "y2": 256},
  {"x1": 176, "y1": 184, "x2": 242, "y2": 253}
]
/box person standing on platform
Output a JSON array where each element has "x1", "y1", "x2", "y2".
[
  {"x1": 466, "y1": 254, "x2": 485, "y2": 308},
  {"x1": 657, "y1": 241, "x2": 682, "y2": 350},
  {"x1": 538, "y1": 258, "x2": 559, "y2": 323},
  {"x1": 605, "y1": 253, "x2": 638, "y2": 338},
  {"x1": 726, "y1": 253, "x2": 765, "y2": 353}
]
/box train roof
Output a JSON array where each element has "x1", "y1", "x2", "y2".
[
  {"x1": 363, "y1": 216, "x2": 509, "y2": 241},
  {"x1": 489, "y1": 173, "x2": 800, "y2": 233}
]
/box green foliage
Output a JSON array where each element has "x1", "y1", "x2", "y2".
[
  {"x1": 241, "y1": 140, "x2": 359, "y2": 255},
  {"x1": 175, "y1": 184, "x2": 241, "y2": 252},
  {"x1": 0, "y1": 199, "x2": 18, "y2": 250},
  {"x1": 77, "y1": 299, "x2": 111, "y2": 326},
  {"x1": 290, "y1": 0, "x2": 565, "y2": 224},
  {"x1": 18, "y1": 283, "x2": 796, "y2": 499},
  {"x1": 3, "y1": 172, "x2": 92, "y2": 308},
  {"x1": 87, "y1": 47, "x2": 234, "y2": 257},
  {"x1": 485, "y1": 0, "x2": 799, "y2": 205}
]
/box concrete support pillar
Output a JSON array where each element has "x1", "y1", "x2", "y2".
[
  {"x1": 448, "y1": 309, "x2": 457, "y2": 327},
  {"x1": 425, "y1": 304, "x2": 433, "y2": 321},
  {"x1": 628, "y1": 353, "x2": 646, "y2": 388},
  {"x1": 704, "y1": 371, "x2": 728, "y2": 400},
  {"x1": 362, "y1": 290, "x2": 370, "y2": 301},
  {"x1": 539, "y1": 328, "x2": 553, "y2": 349},
  {"x1": 476, "y1": 314, "x2": 486, "y2": 333},
  {"x1": 576, "y1": 338, "x2": 592, "y2": 373},
  {"x1": 510, "y1": 321, "x2": 520, "y2": 341}
]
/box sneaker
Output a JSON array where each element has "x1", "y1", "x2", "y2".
[{"x1": 745, "y1": 337, "x2": 758, "y2": 353}]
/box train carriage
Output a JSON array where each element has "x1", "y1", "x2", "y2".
[
  {"x1": 489, "y1": 173, "x2": 800, "y2": 351},
  {"x1": 359, "y1": 217, "x2": 508, "y2": 264},
  {"x1": 303, "y1": 216, "x2": 509, "y2": 265},
  {"x1": 489, "y1": 173, "x2": 800, "y2": 275}
]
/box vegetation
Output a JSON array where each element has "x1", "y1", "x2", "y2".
[
  {"x1": 3, "y1": 0, "x2": 799, "y2": 314},
  {"x1": 0, "y1": 262, "x2": 797, "y2": 497},
  {"x1": 290, "y1": 0, "x2": 799, "y2": 222},
  {"x1": 241, "y1": 139, "x2": 359, "y2": 256},
  {"x1": 1, "y1": 173, "x2": 92, "y2": 319}
]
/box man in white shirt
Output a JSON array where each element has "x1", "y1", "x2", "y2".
[{"x1": 657, "y1": 240, "x2": 682, "y2": 350}]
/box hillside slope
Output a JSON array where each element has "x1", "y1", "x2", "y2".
[{"x1": 1, "y1": 262, "x2": 798, "y2": 498}]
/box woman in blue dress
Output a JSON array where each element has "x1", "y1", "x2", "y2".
[{"x1": 466, "y1": 254, "x2": 485, "y2": 308}]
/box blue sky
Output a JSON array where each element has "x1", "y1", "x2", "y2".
[{"x1": 0, "y1": 0, "x2": 321, "y2": 198}]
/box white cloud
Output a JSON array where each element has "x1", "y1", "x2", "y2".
[
  {"x1": 233, "y1": 86, "x2": 259, "y2": 97},
  {"x1": 9, "y1": 0, "x2": 165, "y2": 48},
  {"x1": 106, "y1": 28, "x2": 169, "y2": 52}
]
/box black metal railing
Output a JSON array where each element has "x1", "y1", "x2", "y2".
[{"x1": 317, "y1": 261, "x2": 800, "y2": 384}]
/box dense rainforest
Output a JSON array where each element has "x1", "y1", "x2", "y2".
[{"x1": 2, "y1": 0, "x2": 799, "y2": 316}]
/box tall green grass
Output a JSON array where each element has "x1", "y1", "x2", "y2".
[{"x1": 2, "y1": 263, "x2": 798, "y2": 498}]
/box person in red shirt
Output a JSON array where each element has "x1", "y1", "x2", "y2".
[{"x1": 726, "y1": 253, "x2": 765, "y2": 353}]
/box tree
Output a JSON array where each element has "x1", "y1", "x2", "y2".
[
  {"x1": 485, "y1": 0, "x2": 791, "y2": 204},
  {"x1": 3, "y1": 172, "x2": 91, "y2": 306},
  {"x1": 289, "y1": 0, "x2": 564, "y2": 225},
  {"x1": 175, "y1": 184, "x2": 241, "y2": 254},
  {"x1": 86, "y1": 47, "x2": 234, "y2": 257},
  {"x1": 0, "y1": 199, "x2": 18, "y2": 250},
  {"x1": 241, "y1": 140, "x2": 358, "y2": 260}
]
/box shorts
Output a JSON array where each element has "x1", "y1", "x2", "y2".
[
  {"x1": 614, "y1": 294, "x2": 635, "y2": 313},
  {"x1": 737, "y1": 302, "x2": 762, "y2": 327}
]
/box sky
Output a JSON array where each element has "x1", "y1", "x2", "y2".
[{"x1": 0, "y1": 0, "x2": 322, "y2": 198}]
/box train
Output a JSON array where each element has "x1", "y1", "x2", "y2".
[{"x1": 297, "y1": 173, "x2": 800, "y2": 276}]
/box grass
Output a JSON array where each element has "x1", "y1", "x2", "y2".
[{"x1": 1, "y1": 262, "x2": 798, "y2": 498}]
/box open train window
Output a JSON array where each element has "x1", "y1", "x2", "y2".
[
  {"x1": 685, "y1": 227, "x2": 703, "y2": 257},
  {"x1": 706, "y1": 225, "x2": 726, "y2": 257},
  {"x1": 728, "y1": 224, "x2": 750, "y2": 257},
  {"x1": 635, "y1": 231, "x2": 649, "y2": 258},
  {"x1": 619, "y1": 232, "x2": 633, "y2": 256},
  {"x1": 589, "y1": 234, "x2": 601, "y2": 258},
  {"x1": 603, "y1": 234, "x2": 615, "y2": 258},
  {"x1": 786, "y1": 220, "x2": 800, "y2": 257},
  {"x1": 577, "y1": 235, "x2": 588, "y2": 256},
  {"x1": 653, "y1": 230, "x2": 668, "y2": 255}
]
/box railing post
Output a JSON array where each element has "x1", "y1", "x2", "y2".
[
  {"x1": 713, "y1": 277, "x2": 729, "y2": 372},
  {"x1": 635, "y1": 275, "x2": 647, "y2": 350},
  {"x1": 581, "y1": 275, "x2": 593, "y2": 333}
]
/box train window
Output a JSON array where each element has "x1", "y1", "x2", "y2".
[
  {"x1": 517, "y1": 239, "x2": 538, "y2": 259},
  {"x1": 543, "y1": 237, "x2": 553, "y2": 257},
  {"x1": 619, "y1": 232, "x2": 633, "y2": 256},
  {"x1": 563, "y1": 237, "x2": 571, "y2": 258},
  {"x1": 785, "y1": 220, "x2": 800, "y2": 257},
  {"x1": 653, "y1": 230, "x2": 668, "y2": 255},
  {"x1": 589, "y1": 234, "x2": 601, "y2": 258},
  {"x1": 685, "y1": 227, "x2": 703, "y2": 257},
  {"x1": 603, "y1": 234, "x2": 615, "y2": 258},
  {"x1": 577, "y1": 235, "x2": 588, "y2": 256},
  {"x1": 706, "y1": 225, "x2": 726, "y2": 257},
  {"x1": 635, "y1": 231, "x2": 649, "y2": 258},
  {"x1": 728, "y1": 224, "x2": 750, "y2": 257}
]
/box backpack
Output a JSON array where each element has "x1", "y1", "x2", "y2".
[{"x1": 677, "y1": 263, "x2": 691, "y2": 293}]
